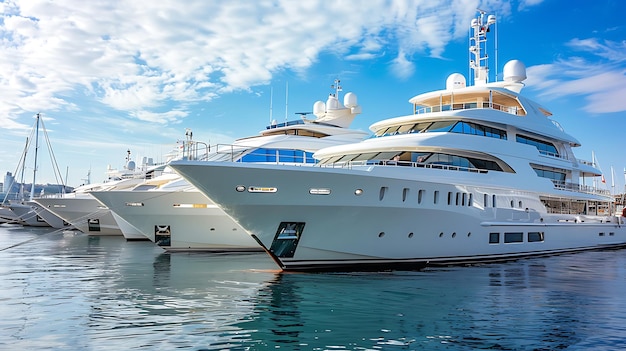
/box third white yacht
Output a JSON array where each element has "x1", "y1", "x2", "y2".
[
  {"x1": 35, "y1": 151, "x2": 167, "y2": 238},
  {"x1": 170, "y1": 12, "x2": 626, "y2": 271}
]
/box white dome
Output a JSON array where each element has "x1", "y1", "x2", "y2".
[
  {"x1": 343, "y1": 92, "x2": 357, "y2": 108},
  {"x1": 326, "y1": 95, "x2": 340, "y2": 110},
  {"x1": 446, "y1": 73, "x2": 466, "y2": 90},
  {"x1": 503, "y1": 60, "x2": 527, "y2": 82},
  {"x1": 313, "y1": 101, "x2": 325, "y2": 117}
]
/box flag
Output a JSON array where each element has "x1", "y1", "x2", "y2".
[{"x1": 601, "y1": 174, "x2": 606, "y2": 183}]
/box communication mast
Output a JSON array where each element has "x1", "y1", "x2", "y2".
[{"x1": 469, "y1": 10, "x2": 496, "y2": 85}]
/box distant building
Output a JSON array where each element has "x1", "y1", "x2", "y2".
[
  {"x1": 4, "y1": 171, "x2": 15, "y2": 193},
  {"x1": 0, "y1": 171, "x2": 72, "y2": 200}
]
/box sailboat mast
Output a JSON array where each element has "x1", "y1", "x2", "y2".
[{"x1": 30, "y1": 113, "x2": 41, "y2": 201}]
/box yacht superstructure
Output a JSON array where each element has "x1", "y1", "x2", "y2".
[{"x1": 170, "y1": 12, "x2": 626, "y2": 271}]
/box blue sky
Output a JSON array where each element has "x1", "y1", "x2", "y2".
[{"x1": 1, "y1": 0, "x2": 625, "y2": 194}]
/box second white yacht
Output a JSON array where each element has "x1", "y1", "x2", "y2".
[{"x1": 91, "y1": 84, "x2": 369, "y2": 251}]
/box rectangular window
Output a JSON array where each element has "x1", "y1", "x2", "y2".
[
  {"x1": 418, "y1": 189, "x2": 425, "y2": 204},
  {"x1": 528, "y1": 232, "x2": 544, "y2": 242},
  {"x1": 489, "y1": 232, "x2": 500, "y2": 244},
  {"x1": 434, "y1": 190, "x2": 439, "y2": 204},
  {"x1": 504, "y1": 232, "x2": 523, "y2": 243}
]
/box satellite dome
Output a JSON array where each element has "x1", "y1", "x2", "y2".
[
  {"x1": 503, "y1": 60, "x2": 527, "y2": 82},
  {"x1": 126, "y1": 160, "x2": 136, "y2": 171},
  {"x1": 343, "y1": 92, "x2": 357, "y2": 108},
  {"x1": 446, "y1": 73, "x2": 466, "y2": 90},
  {"x1": 313, "y1": 101, "x2": 325, "y2": 117}
]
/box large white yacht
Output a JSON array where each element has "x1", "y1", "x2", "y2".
[
  {"x1": 90, "y1": 85, "x2": 369, "y2": 251},
  {"x1": 171, "y1": 13, "x2": 626, "y2": 271}
]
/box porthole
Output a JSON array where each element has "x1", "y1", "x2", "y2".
[
  {"x1": 379, "y1": 187, "x2": 388, "y2": 201},
  {"x1": 439, "y1": 232, "x2": 444, "y2": 238},
  {"x1": 408, "y1": 232, "x2": 414, "y2": 238},
  {"x1": 379, "y1": 232, "x2": 385, "y2": 238},
  {"x1": 210, "y1": 228, "x2": 215, "y2": 231},
  {"x1": 467, "y1": 232, "x2": 471, "y2": 237},
  {"x1": 235, "y1": 185, "x2": 246, "y2": 192},
  {"x1": 452, "y1": 232, "x2": 456, "y2": 238},
  {"x1": 355, "y1": 189, "x2": 363, "y2": 195}
]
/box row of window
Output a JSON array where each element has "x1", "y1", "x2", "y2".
[
  {"x1": 380, "y1": 187, "x2": 504, "y2": 209},
  {"x1": 371, "y1": 119, "x2": 559, "y2": 158},
  {"x1": 516, "y1": 135, "x2": 558, "y2": 156},
  {"x1": 320, "y1": 151, "x2": 506, "y2": 173},
  {"x1": 532, "y1": 166, "x2": 567, "y2": 182},
  {"x1": 489, "y1": 231, "x2": 544, "y2": 244},
  {"x1": 239, "y1": 148, "x2": 315, "y2": 163},
  {"x1": 374, "y1": 120, "x2": 507, "y2": 140}
]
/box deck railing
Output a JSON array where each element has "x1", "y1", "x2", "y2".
[
  {"x1": 551, "y1": 180, "x2": 610, "y2": 196},
  {"x1": 414, "y1": 102, "x2": 523, "y2": 116},
  {"x1": 320, "y1": 159, "x2": 489, "y2": 173}
]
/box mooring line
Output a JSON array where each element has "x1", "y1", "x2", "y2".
[{"x1": 0, "y1": 227, "x2": 72, "y2": 252}]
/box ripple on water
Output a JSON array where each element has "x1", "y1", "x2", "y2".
[{"x1": 1, "y1": 226, "x2": 626, "y2": 350}]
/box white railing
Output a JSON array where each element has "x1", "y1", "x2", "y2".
[
  {"x1": 320, "y1": 159, "x2": 488, "y2": 173},
  {"x1": 414, "y1": 102, "x2": 522, "y2": 116},
  {"x1": 551, "y1": 180, "x2": 610, "y2": 196}
]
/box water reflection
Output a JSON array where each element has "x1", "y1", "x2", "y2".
[
  {"x1": 1, "y1": 226, "x2": 625, "y2": 351},
  {"x1": 229, "y1": 252, "x2": 626, "y2": 350}
]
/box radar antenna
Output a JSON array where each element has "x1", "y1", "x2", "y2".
[
  {"x1": 330, "y1": 78, "x2": 342, "y2": 97},
  {"x1": 469, "y1": 10, "x2": 496, "y2": 85}
]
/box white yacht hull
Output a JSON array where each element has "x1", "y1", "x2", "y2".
[
  {"x1": 90, "y1": 190, "x2": 261, "y2": 251},
  {"x1": 8, "y1": 202, "x2": 51, "y2": 227},
  {"x1": 110, "y1": 211, "x2": 150, "y2": 241},
  {"x1": 172, "y1": 161, "x2": 626, "y2": 271},
  {"x1": 35, "y1": 196, "x2": 123, "y2": 236},
  {"x1": 0, "y1": 206, "x2": 19, "y2": 223},
  {"x1": 27, "y1": 201, "x2": 72, "y2": 229}
]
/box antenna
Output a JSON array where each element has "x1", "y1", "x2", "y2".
[
  {"x1": 269, "y1": 86, "x2": 273, "y2": 124},
  {"x1": 331, "y1": 78, "x2": 342, "y2": 97},
  {"x1": 469, "y1": 10, "x2": 496, "y2": 85},
  {"x1": 285, "y1": 81, "x2": 288, "y2": 123}
]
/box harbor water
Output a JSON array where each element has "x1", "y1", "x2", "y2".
[{"x1": 1, "y1": 224, "x2": 626, "y2": 350}]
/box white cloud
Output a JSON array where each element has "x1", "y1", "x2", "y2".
[
  {"x1": 390, "y1": 50, "x2": 416, "y2": 79},
  {"x1": 526, "y1": 38, "x2": 626, "y2": 113},
  {"x1": 1, "y1": 0, "x2": 520, "y2": 128}
]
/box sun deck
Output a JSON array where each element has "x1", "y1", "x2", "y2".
[{"x1": 411, "y1": 90, "x2": 534, "y2": 117}]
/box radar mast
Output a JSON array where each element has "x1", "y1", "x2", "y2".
[{"x1": 469, "y1": 10, "x2": 496, "y2": 85}]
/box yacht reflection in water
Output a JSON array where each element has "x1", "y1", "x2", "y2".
[{"x1": 226, "y1": 253, "x2": 619, "y2": 350}]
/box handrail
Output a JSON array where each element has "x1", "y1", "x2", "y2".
[
  {"x1": 320, "y1": 159, "x2": 489, "y2": 173},
  {"x1": 414, "y1": 102, "x2": 523, "y2": 116},
  {"x1": 551, "y1": 180, "x2": 610, "y2": 196}
]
